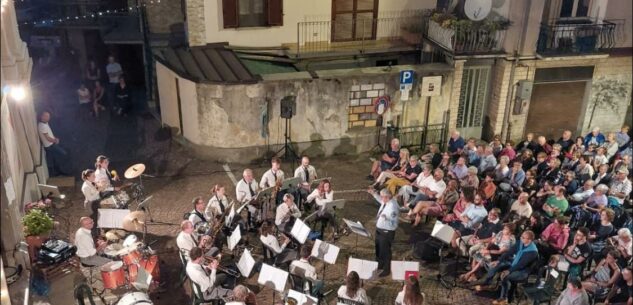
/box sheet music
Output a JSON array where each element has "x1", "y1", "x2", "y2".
[
  {"x1": 311, "y1": 239, "x2": 340, "y2": 264},
  {"x1": 342, "y1": 218, "x2": 371, "y2": 238},
  {"x1": 97, "y1": 209, "x2": 130, "y2": 228},
  {"x1": 225, "y1": 206, "x2": 235, "y2": 226},
  {"x1": 290, "y1": 218, "x2": 311, "y2": 244},
  {"x1": 286, "y1": 289, "x2": 318, "y2": 305},
  {"x1": 258, "y1": 264, "x2": 288, "y2": 292},
  {"x1": 390, "y1": 261, "x2": 420, "y2": 281},
  {"x1": 431, "y1": 220, "x2": 455, "y2": 244},
  {"x1": 237, "y1": 249, "x2": 255, "y2": 278},
  {"x1": 281, "y1": 177, "x2": 302, "y2": 190},
  {"x1": 227, "y1": 225, "x2": 241, "y2": 251},
  {"x1": 347, "y1": 257, "x2": 378, "y2": 280}
]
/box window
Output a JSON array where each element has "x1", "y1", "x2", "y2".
[
  {"x1": 559, "y1": 0, "x2": 590, "y2": 18},
  {"x1": 222, "y1": 0, "x2": 283, "y2": 28}
]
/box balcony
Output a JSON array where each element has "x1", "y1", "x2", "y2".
[
  {"x1": 288, "y1": 10, "x2": 429, "y2": 58},
  {"x1": 536, "y1": 19, "x2": 618, "y2": 56},
  {"x1": 425, "y1": 18, "x2": 508, "y2": 56}
]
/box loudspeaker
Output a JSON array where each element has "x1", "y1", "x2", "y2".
[{"x1": 280, "y1": 96, "x2": 296, "y2": 119}]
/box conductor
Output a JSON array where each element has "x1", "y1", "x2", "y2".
[{"x1": 369, "y1": 188, "x2": 399, "y2": 277}]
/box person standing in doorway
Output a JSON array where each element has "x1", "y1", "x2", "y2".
[
  {"x1": 38, "y1": 111, "x2": 69, "y2": 176},
  {"x1": 106, "y1": 55, "x2": 123, "y2": 112}
]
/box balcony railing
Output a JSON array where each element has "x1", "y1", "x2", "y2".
[
  {"x1": 425, "y1": 20, "x2": 507, "y2": 55},
  {"x1": 536, "y1": 19, "x2": 618, "y2": 56},
  {"x1": 294, "y1": 10, "x2": 429, "y2": 57}
]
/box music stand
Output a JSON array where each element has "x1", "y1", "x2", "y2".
[
  {"x1": 281, "y1": 177, "x2": 302, "y2": 191},
  {"x1": 37, "y1": 184, "x2": 62, "y2": 199},
  {"x1": 342, "y1": 218, "x2": 371, "y2": 257},
  {"x1": 311, "y1": 239, "x2": 340, "y2": 281},
  {"x1": 257, "y1": 264, "x2": 289, "y2": 305},
  {"x1": 255, "y1": 186, "x2": 275, "y2": 222}
]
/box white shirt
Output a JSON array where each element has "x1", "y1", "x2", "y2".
[
  {"x1": 571, "y1": 188, "x2": 594, "y2": 202},
  {"x1": 259, "y1": 234, "x2": 288, "y2": 254},
  {"x1": 510, "y1": 201, "x2": 533, "y2": 219},
  {"x1": 94, "y1": 167, "x2": 112, "y2": 189},
  {"x1": 106, "y1": 62, "x2": 122, "y2": 83},
  {"x1": 38, "y1": 122, "x2": 55, "y2": 147},
  {"x1": 275, "y1": 202, "x2": 301, "y2": 227},
  {"x1": 205, "y1": 195, "x2": 229, "y2": 220},
  {"x1": 260, "y1": 169, "x2": 285, "y2": 189},
  {"x1": 373, "y1": 194, "x2": 399, "y2": 231},
  {"x1": 75, "y1": 228, "x2": 96, "y2": 258},
  {"x1": 294, "y1": 165, "x2": 318, "y2": 183},
  {"x1": 235, "y1": 179, "x2": 258, "y2": 203},
  {"x1": 186, "y1": 261, "x2": 218, "y2": 298},
  {"x1": 176, "y1": 231, "x2": 198, "y2": 260},
  {"x1": 337, "y1": 286, "x2": 371, "y2": 305},
  {"x1": 188, "y1": 209, "x2": 207, "y2": 228},
  {"x1": 81, "y1": 181, "x2": 100, "y2": 204},
  {"x1": 414, "y1": 173, "x2": 433, "y2": 188},
  {"x1": 290, "y1": 258, "x2": 318, "y2": 282},
  {"x1": 306, "y1": 189, "x2": 333, "y2": 210},
  {"x1": 425, "y1": 178, "x2": 447, "y2": 198}
]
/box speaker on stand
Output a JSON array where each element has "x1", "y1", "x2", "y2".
[{"x1": 275, "y1": 96, "x2": 299, "y2": 167}]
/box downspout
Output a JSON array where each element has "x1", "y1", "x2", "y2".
[{"x1": 501, "y1": 0, "x2": 532, "y2": 142}]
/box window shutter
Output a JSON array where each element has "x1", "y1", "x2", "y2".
[
  {"x1": 222, "y1": 0, "x2": 239, "y2": 28},
  {"x1": 267, "y1": 0, "x2": 283, "y2": 26}
]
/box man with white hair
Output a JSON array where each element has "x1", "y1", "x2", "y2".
[
  {"x1": 235, "y1": 168, "x2": 259, "y2": 230},
  {"x1": 368, "y1": 188, "x2": 399, "y2": 277},
  {"x1": 75, "y1": 217, "x2": 111, "y2": 267},
  {"x1": 570, "y1": 179, "x2": 595, "y2": 203},
  {"x1": 609, "y1": 168, "x2": 632, "y2": 205},
  {"x1": 584, "y1": 127, "x2": 605, "y2": 147},
  {"x1": 275, "y1": 193, "x2": 301, "y2": 233},
  {"x1": 448, "y1": 130, "x2": 465, "y2": 161}
]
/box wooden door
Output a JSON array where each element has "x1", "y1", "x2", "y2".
[
  {"x1": 331, "y1": 0, "x2": 378, "y2": 42},
  {"x1": 525, "y1": 82, "x2": 586, "y2": 139}
]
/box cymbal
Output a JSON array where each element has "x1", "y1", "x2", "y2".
[
  {"x1": 124, "y1": 163, "x2": 146, "y2": 179},
  {"x1": 122, "y1": 211, "x2": 146, "y2": 232},
  {"x1": 105, "y1": 230, "x2": 122, "y2": 241}
]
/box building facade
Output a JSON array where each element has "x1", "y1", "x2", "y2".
[{"x1": 1, "y1": 0, "x2": 49, "y2": 302}]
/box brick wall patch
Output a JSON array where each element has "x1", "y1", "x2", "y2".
[{"x1": 348, "y1": 83, "x2": 386, "y2": 129}]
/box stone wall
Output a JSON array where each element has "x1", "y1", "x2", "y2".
[
  {"x1": 185, "y1": 0, "x2": 206, "y2": 46},
  {"x1": 145, "y1": 0, "x2": 184, "y2": 34}
]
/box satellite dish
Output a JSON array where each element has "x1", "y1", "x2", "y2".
[{"x1": 464, "y1": 0, "x2": 492, "y2": 21}]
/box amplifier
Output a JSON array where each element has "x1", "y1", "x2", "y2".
[{"x1": 38, "y1": 239, "x2": 77, "y2": 265}]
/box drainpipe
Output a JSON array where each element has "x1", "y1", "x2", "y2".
[{"x1": 501, "y1": 0, "x2": 531, "y2": 142}]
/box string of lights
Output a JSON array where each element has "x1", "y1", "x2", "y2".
[{"x1": 18, "y1": 1, "x2": 161, "y2": 26}]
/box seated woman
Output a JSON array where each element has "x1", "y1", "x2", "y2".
[
  {"x1": 561, "y1": 171, "x2": 580, "y2": 196},
  {"x1": 588, "y1": 208, "x2": 616, "y2": 260},
  {"x1": 581, "y1": 250, "x2": 621, "y2": 295},
  {"x1": 368, "y1": 138, "x2": 401, "y2": 180},
  {"x1": 259, "y1": 221, "x2": 296, "y2": 266},
  {"x1": 535, "y1": 216, "x2": 570, "y2": 261},
  {"x1": 395, "y1": 275, "x2": 425, "y2": 305},
  {"x1": 608, "y1": 228, "x2": 632, "y2": 267},
  {"x1": 372, "y1": 149, "x2": 409, "y2": 187},
  {"x1": 461, "y1": 166, "x2": 480, "y2": 189},
  {"x1": 524, "y1": 211, "x2": 547, "y2": 237},
  {"x1": 603, "y1": 266, "x2": 632, "y2": 305},
  {"x1": 442, "y1": 187, "x2": 475, "y2": 223},
  {"x1": 478, "y1": 173, "x2": 497, "y2": 205},
  {"x1": 569, "y1": 184, "x2": 609, "y2": 229},
  {"x1": 409, "y1": 179, "x2": 458, "y2": 227},
  {"x1": 337, "y1": 271, "x2": 371, "y2": 305},
  {"x1": 474, "y1": 231, "x2": 540, "y2": 305},
  {"x1": 448, "y1": 194, "x2": 488, "y2": 248},
  {"x1": 306, "y1": 179, "x2": 338, "y2": 236},
  {"x1": 456, "y1": 209, "x2": 503, "y2": 257},
  {"x1": 460, "y1": 223, "x2": 516, "y2": 283}
]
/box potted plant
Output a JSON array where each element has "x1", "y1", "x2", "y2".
[
  {"x1": 401, "y1": 22, "x2": 424, "y2": 45},
  {"x1": 23, "y1": 208, "x2": 54, "y2": 248}
]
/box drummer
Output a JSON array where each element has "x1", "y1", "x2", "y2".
[
  {"x1": 75, "y1": 217, "x2": 111, "y2": 267},
  {"x1": 95, "y1": 155, "x2": 118, "y2": 194}
]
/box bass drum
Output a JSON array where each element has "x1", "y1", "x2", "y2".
[{"x1": 116, "y1": 292, "x2": 152, "y2": 305}]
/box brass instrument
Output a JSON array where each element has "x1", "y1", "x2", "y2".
[{"x1": 203, "y1": 254, "x2": 240, "y2": 278}]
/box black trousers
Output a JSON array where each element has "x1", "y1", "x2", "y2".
[{"x1": 375, "y1": 229, "x2": 395, "y2": 272}]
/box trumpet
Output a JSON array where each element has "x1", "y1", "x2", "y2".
[{"x1": 204, "y1": 255, "x2": 240, "y2": 278}]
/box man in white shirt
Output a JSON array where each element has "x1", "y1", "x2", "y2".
[
  {"x1": 260, "y1": 157, "x2": 285, "y2": 189},
  {"x1": 186, "y1": 247, "x2": 233, "y2": 300},
  {"x1": 106, "y1": 55, "x2": 122, "y2": 110},
  {"x1": 188, "y1": 197, "x2": 208, "y2": 228},
  {"x1": 508, "y1": 192, "x2": 533, "y2": 219},
  {"x1": 275, "y1": 194, "x2": 301, "y2": 233},
  {"x1": 294, "y1": 156, "x2": 318, "y2": 207},
  {"x1": 75, "y1": 217, "x2": 110, "y2": 266},
  {"x1": 570, "y1": 179, "x2": 595, "y2": 204},
  {"x1": 397, "y1": 164, "x2": 433, "y2": 205},
  {"x1": 369, "y1": 188, "x2": 399, "y2": 277},
  {"x1": 38, "y1": 111, "x2": 69, "y2": 176},
  {"x1": 235, "y1": 169, "x2": 259, "y2": 230},
  {"x1": 290, "y1": 246, "x2": 324, "y2": 297},
  {"x1": 177, "y1": 220, "x2": 218, "y2": 261},
  {"x1": 407, "y1": 169, "x2": 447, "y2": 209}
]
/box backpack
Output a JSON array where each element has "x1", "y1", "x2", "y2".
[
  {"x1": 612, "y1": 205, "x2": 631, "y2": 229},
  {"x1": 413, "y1": 237, "x2": 443, "y2": 262}
]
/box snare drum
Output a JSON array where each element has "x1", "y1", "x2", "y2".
[
  {"x1": 100, "y1": 261, "x2": 126, "y2": 289},
  {"x1": 113, "y1": 191, "x2": 130, "y2": 208},
  {"x1": 116, "y1": 291, "x2": 153, "y2": 305},
  {"x1": 128, "y1": 255, "x2": 160, "y2": 290},
  {"x1": 121, "y1": 250, "x2": 142, "y2": 266},
  {"x1": 103, "y1": 243, "x2": 123, "y2": 260}
]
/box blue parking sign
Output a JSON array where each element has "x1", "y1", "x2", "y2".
[{"x1": 400, "y1": 70, "x2": 414, "y2": 84}]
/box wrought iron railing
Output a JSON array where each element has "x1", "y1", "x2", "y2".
[
  {"x1": 388, "y1": 123, "x2": 447, "y2": 152},
  {"x1": 536, "y1": 19, "x2": 618, "y2": 55},
  {"x1": 426, "y1": 20, "x2": 507, "y2": 54},
  {"x1": 295, "y1": 10, "x2": 429, "y2": 57}
]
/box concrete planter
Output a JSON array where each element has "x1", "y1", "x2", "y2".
[{"x1": 427, "y1": 20, "x2": 454, "y2": 51}]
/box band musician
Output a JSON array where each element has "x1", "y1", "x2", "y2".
[
  {"x1": 294, "y1": 156, "x2": 318, "y2": 208},
  {"x1": 177, "y1": 220, "x2": 219, "y2": 260},
  {"x1": 261, "y1": 158, "x2": 285, "y2": 205},
  {"x1": 186, "y1": 247, "x2": 234, "y2": 300},
  {"x1": 235, "y1": 169, "x2": 259, "y2": 231},
  {"x1": 74, "y1": 217, "x2": 111, "y2": 267},
  {"x1": 275, "y1": 194, "x2": 301, "y2": 234}
]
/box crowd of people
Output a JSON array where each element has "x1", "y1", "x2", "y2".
[
  {"x1": 367, "y1": 127, "x2": 632, "y2": 305},
  {"x1": 77, "y1": 55, "x2": 132, "y2": 118}
]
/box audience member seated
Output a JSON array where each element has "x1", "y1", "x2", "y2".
[
  {"x1": 561, "y1": 227, "x2": 592, "y2": 278},
  {"x1": 448, "y1": 194, "x2": 488, "y2": 248},
  {"x1": 442, "y1": 186, "x2": 475, "y2": 223},
  {"x1": 499, "y1": 141, "x2": 516, "y2": 162},
  {"x1": 337, "y1": 271, "x2": 371, "y2": 305},
  {"x1": 570, "y1": 184, "x2": 609, "y2": 228},
  {"x1": 609, "y1": 168, "x2": 631, "y2": 206},
  {"x1": 516, "y1": 133, "x2": 538, "y2": 154},
  {"x1": 409, "y1": 180, "x2": 458, "y2": 227},
  {"x1": 588, "y1": 209, "x2": 616, "y2": 258},
  {"x1": 543, "y1": 186, "x2": 570, "y2": 218},
  {"x1": 397, "y1": 164, "x2": 433, "y2": 205},
  {"x1": 407, "y1": 169, "x2": 446, "y2": 209},
  {"x1": 525, "y1": 211, "x2": 547, "y2": 237},
  {"x1": 448, "y1": 157, "x2": 469, "y2": 182},
  {"x1": 593, "y1": 164, "x2": 613, "y2": 186},
  {"x1": 535, "y1": 216, "x2": 571, "y2": 260},
  {"x1": 395, "y1": 275, "x2": 425, "y2": 305},
  {"x1": 553, "y1": 277, "x2": 589, "y2": 305},
  {"x1": 518, "y1": 149, "x2": 536, "y2": 172},
  {"x1": 372, "y1": 149, "x2": 409, "y2": 187},
  {"x1": 493, "y1": 156, "x2": 512, "y2": 185},
  {"x1": 461, "y1": 166, "x2": 480, "y2": 189},
  {"x1": 460, "y1": 223, "x2": 516, "y2": 283},
  {"x1": 479, "y1": 147, "x2": 498, "y2": 174},
  {"x1": 576, "y1": 156, "x2": 595, "y2": 182},
  {"x1": 505, "y1": 192, "x2": 533, "y2": 222},
  {"x1": 569, "y1": 180, "x2": 595, "y2": 205},
  {"x1": 479, "y1": 172, "x2": 497, "y2": 204},
  {"x1": 608, "y1": 228, "x2": 632, "y2": 266},
  {"x1": 562, "y1": 172, "x2": 580, "y2": 196},
  {"x1": 420, "y1": 144, "x2": 442, "y2": 169},
  {"x1": 581, "y1": 250, "x2": 621, "y2": 296},
  {"x1": 368, "y1": 138, "x2": 401, "y2": 180},
  {"x1": 604, "y1": 266, "x2": 632, "y2": 305},
  {"x1": 384, "y1": 155, "x2": 422, "y2": 196},
  {"x1": 456, "y1": 208, "x2": 503, "y2": 257}
]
